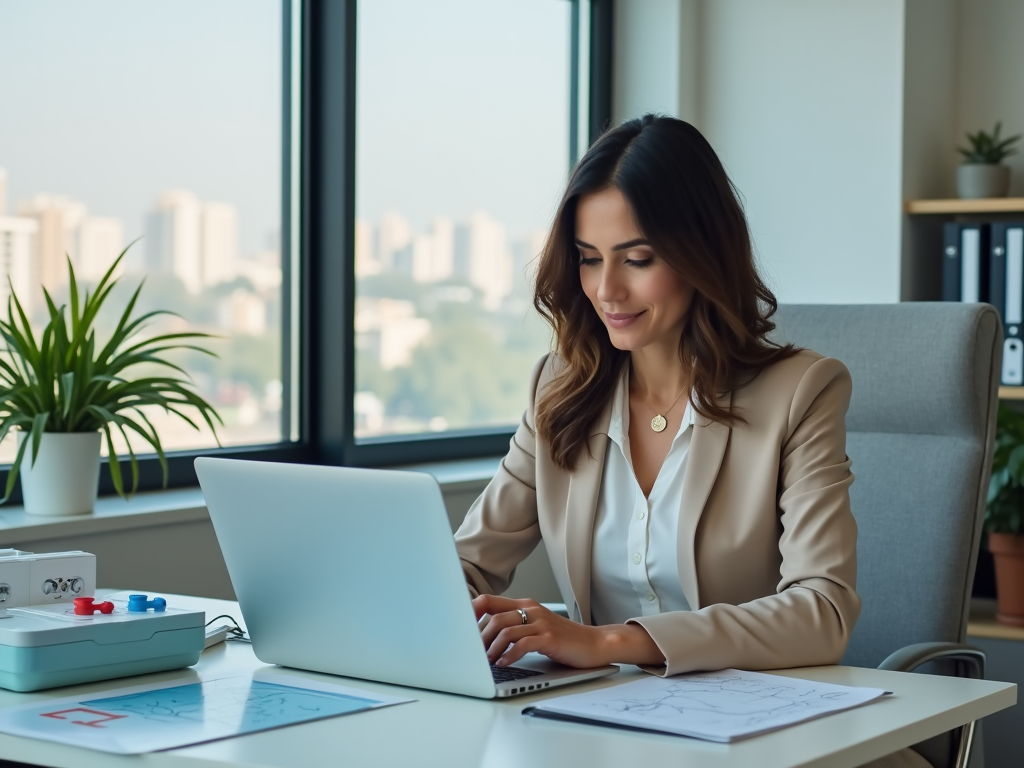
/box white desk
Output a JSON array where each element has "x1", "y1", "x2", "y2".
[{"x1": 0, "y1": 595, "x2": 1015, "y2": 768}]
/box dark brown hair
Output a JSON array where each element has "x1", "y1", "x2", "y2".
[{"x1": 533, "y1": 114, "x2": 796, "y2": 471}]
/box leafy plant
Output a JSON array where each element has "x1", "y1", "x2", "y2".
[
  {"x1": 0, "y1": 245, "x2": 222, "y2": 503},
  {"x1": 958, "y1": 122, "x2": 1022, "y2": 165},
  {"x1": 986, "y1": 404, "x2": 1024, "y2": 534}
]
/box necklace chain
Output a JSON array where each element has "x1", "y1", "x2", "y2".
[{"x1": 642, "y1": 386, "x2": 688, "y2": 433}]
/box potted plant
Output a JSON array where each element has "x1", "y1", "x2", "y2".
[
  {"x1": 985, "y1": 403, "x2": 1024, "y2": 625},
  {"x1": 0, "y1": 247, "x2": 222, "y2": 516},
  {"x1": 956, "y1": 121, "x2": 1021, "y2": 199}
]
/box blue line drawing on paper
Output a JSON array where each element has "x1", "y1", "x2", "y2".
[
  {"x1": 84, "y1": 678, "x2": 378, "y2": 732},
  {"x1": 591, "y1": 673, "x2": 859, "y2": 728}
]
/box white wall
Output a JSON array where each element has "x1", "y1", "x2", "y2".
[
  {"x1": 902, "y1": 0, "x2": 958, "y2": 202},
  {"x1": 901, "y1": 0, "x2": 958, "y2": 299},
  {"x1": 612, "y1": 0, "x2": 687, "y2": 121},
  {"x1": 956, "y1": 0, "x2": 1024, "y2": 197},
  {"x1": 614, "y1": 0, "x2": 907, "y2": 304}
]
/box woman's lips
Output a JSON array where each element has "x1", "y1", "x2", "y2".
[{"x1": 604, "y1": 310, "x2": 644, "y2": 329}]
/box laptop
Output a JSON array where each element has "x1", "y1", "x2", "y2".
[{"x1": 194, "y1": 457, "x2": 618, "y2": 698}]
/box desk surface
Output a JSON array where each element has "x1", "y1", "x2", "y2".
[{"x1": 0, "y1": 595, "x2": 1015, "y2": 768}]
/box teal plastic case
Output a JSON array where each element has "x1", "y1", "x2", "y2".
[{"x1": 0, "y1": 592, "x2": 204, "y2": 692}]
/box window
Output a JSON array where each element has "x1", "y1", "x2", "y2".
[
  {"x1": 353, "y1": 0, "x2": 576, "y2": 439},
  {"x1": 0, "y1": 0, "x2": 610, "y2": 493},
  {"x1": 351, "y1": 0, "x2": 609, "y2": 457},
  {"x1": 0, "y1": 0, "x2": 305, "y2": 495}
]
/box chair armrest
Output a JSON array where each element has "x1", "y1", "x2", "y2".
[
  {"x1": 541, "y1": 602, "x2": 569, "y2": 618},
  {"x1": 877, "y1": 642, "x2": 985, "y2": 679}
]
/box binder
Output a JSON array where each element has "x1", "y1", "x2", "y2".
[
  {"x1": 943, "y1": 223, "x2": 990, "y2": 303},
  {"x1": 991, "y1": 222, "x2": 1024, "y2": 385}
]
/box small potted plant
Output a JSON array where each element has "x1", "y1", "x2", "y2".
[
  {"x1": 0, "y1": 246, "x2": 222, "y2": 516},
  {"x1": 985, "y1": 403, "x2": 1024, "y2": 625},
  {"x1": 957, "y1": 121, "x2": 1021, "y2": 199}
]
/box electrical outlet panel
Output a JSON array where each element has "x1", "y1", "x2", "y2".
[{"x1": 0, "y1": 550, "x2": 96, "y2": 608}]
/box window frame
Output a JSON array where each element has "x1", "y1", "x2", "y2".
[
  {"x1": 0, "y1": 0, "x2": 613, "y2": 502},
  {"x1": 336, "y1": 0, "x2": 614, "y2": 467}
]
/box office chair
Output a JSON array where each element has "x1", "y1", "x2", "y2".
[{"x1": 772, "y1": 303, "x2": 1001, "y2": 768}]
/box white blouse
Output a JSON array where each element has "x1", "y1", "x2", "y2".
[{"x1": 589, "y1": 370, "x2": 695, "y2": 626}]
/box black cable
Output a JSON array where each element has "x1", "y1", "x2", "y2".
[{"x1": 204, "y1": 613, "x2": 246, "y2": 639}]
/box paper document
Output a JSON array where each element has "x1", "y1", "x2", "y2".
[
  {"x1": 524, "y1": 668, "x2": 887, "y2": 742},
  {"x1": 0, "y1": 672, "x2": 413, "y2": 754}
]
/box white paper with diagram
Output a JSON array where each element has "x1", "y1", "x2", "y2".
[{"x1": 526, "y1": 668, "x2": 888, "y2": 742}]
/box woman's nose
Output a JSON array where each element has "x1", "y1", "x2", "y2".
[{"x1": 597, "y1": 264, "x2": 627, "y2": 303}]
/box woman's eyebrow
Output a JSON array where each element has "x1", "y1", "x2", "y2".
[{"x1": 574, "y1": 237, "x2": 652, "y2": 251}]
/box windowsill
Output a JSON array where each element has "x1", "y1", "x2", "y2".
[
  {"x1": 0, "y1": 457, "x2": 501, "y2": 544},
  {"x1": 398, "y1": 456, "x2": 502, "y2": 492}
]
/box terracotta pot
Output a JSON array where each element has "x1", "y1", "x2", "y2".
[{"x1": 989, "y1": 532, "x2": 1024, "y2": 626}]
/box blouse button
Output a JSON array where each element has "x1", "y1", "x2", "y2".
[
  {"x1": 637, "y1": 510, "x2": 645, "y2": 520},
  {"x1": 645, "y1": 592, "x2": 655, "y2": 602},
  {"x1": 632, "y1": 553, "x2": 642, "y2": 565}
]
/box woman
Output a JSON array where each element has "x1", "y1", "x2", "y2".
[
  {"x1": 456, "y1": 114, "x2": 859, "y2": 675},
  {"x1": 455, "y1": 115, "x2": 929, "y2": 767}
]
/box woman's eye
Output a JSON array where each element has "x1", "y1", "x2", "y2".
[
  {"x1": 626, "y1": 258, "x2": 653, "y2": 268},
  {"x1": 579, "y1": 256, "x2": 602, "y2": 266}
]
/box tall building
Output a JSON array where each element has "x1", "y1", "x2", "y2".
[
  {"x1": 410, "y1": 217, "x2": 455, "y2": 284},
  {"x1": 512, "y1": 229, "x2": 548, "y2": 296},
  {"x1": 144, "y1": 190, "x2": 203, "y2": 293},
  {"x1": 376, "y1": 211, "x2": 410, "y2": 273},
  {"x1": 77, "y1": 217, "x2": 125, "y2": 282},
  {"x1": 16, "y1": 195, "x2": 86, "y2": 293},
  {"x1": 354, "y1": 218, "x2": 379, "y2": 277},
  {"x1": 410, "y1": 233, "x2": 434, "y2": 283},
  {"x1": 463, "y1": 211, "x2": 512, "y2": 309},
  {"x1": 0, "y1": 217, "x2": 37, "y2": 313},
  {"x1": 201, "y1": 202, "x2": 239, "y2": 288}
]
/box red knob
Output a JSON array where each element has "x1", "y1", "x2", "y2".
[{"x1": 73, "y1": 597, "x2": 114, "y2": 615}]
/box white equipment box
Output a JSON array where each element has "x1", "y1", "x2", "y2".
[{"x1": 0, "y1": 550, "x2": 96, "y2": 608}]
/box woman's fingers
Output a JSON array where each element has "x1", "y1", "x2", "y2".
[
  {"x1": 486, "y1": 623, "x2": 540, "y2": 664},
  {"x1": 472, "y1": 593, "x2": 531, "y2": 620},
  {"x1": 480, "y1": 608, "x2": 532, "y2": 647},
  {"x1": 494, "y1": 633, "x2": 546, "y2": 667}
]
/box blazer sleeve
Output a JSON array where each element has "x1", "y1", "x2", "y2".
[
  {"x1": 453, "y1": 355, "x2": 549, "y2": 597},
  {"x1": 628, "y1": 357, "x2": 860, "y2": 676}
]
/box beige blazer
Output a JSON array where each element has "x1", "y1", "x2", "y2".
[{"x1": 454, "y1": 349, "x2": 860, "y2": 676}]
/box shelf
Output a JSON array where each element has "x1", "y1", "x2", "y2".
[
  {"x1": 1000, "y1": 387, "x2": 1024, "y2": 400},
  {"x1": 905, "y1": 198, "x2": 1024, "y2": 214},
  {"x1": 969, "y1": 599, "x2": 1024, "y2": 642}
]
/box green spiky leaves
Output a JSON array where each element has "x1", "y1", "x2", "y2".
[
  {"x1": 958, "y1": 121, "x2": 1022, "y2": 165},
  {"x1": 0, "y1": 244, "x2": 222, "y2": 504}
]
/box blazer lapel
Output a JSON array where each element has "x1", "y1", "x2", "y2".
[
  {"x1": 563, "y1": 405, "x2": 611, "y2": 626},
  {"x1": 677, "y1": 390, "x2": 733, "y2": 610}
]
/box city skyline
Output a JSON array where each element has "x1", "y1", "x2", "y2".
[
  {"x1": 356, "y1": 209, "x2": 547, "y2": 309},
  {"x1": 0, "y1": 0, "x2": 571, "y2": 446},
  {"x1": 0, "y1": 168, "x2": 279, "y2": 338}
]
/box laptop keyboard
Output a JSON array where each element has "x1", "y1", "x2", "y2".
[{"x1": 490, "y1": 664, "x2": 543, "y2": 684}]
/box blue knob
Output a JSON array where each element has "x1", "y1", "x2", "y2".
[{"x1": 127, "y1": 594, "x2": 167, "y2": 613}]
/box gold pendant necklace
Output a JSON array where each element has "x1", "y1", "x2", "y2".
[{"x1": 644, "y1": 387, "x2": 688, "y2": 433}]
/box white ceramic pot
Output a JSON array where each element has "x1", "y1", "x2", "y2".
[
  {"x1": 17, "y1": 431, "x2": 102, "y2": 516},
  {"x1": 957, "y1": 163, "x2": 1011, "y2": 199}
]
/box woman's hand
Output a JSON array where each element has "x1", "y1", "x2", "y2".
[{"x1": 472, "y1": 594, "x2": 665, "y2": 669}]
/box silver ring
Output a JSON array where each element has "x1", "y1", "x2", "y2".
[{"x1": 517, "y1": 608, "x2": 528, "y2": 625}]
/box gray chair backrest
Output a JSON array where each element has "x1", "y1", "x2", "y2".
[{"x1": 771, "y1": 303, "x2": 1000, "y2": 669}]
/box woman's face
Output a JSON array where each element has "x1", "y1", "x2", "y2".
[{"x1": 576, "y1": 186, "x2": 694, "y2": 354}]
